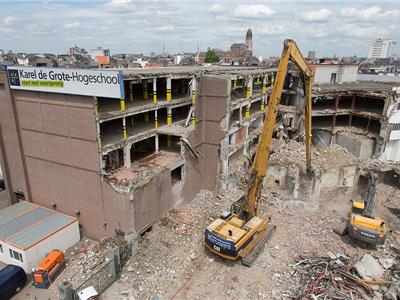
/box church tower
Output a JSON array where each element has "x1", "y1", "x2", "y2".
[{"x1": 245, "y1": 28, "x2": 253, "y2": 54}]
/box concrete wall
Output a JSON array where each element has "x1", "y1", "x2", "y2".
[
  {"x1": 182, "y1": 76, "x2": 228, "y2": 199},
  {"x1": 0, "y1": 71, "x2": 29, "y2": 205},
  {"x1": 311, "y1": 65, "x2": 358, "y2": 84},
  {"x1": 0, "y1": 71, "x2": 141, "y2": 239},
  {"x1": 335, "y1": 132, "x2": 375, "y2": 159},
  {"x1": 381, "y1": 140, "x2": 400, "y2": 162}
]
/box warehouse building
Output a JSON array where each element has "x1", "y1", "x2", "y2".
[{"x1": 0, "y1": 201, "x2": 79, "y2": 272}]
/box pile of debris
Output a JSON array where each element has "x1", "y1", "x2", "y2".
[
  {"x1": 289, "y1": 252, "x2": 399, "y2": 299},
  {"x1": 161, "y1": 206, "x2": 202, "y2": 236},
  {"x1": 270, "y1": 139, "x2": 358, "y2": 172}
]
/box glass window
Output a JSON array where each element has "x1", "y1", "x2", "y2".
[{"x1": 9, "y1": 249, "x2": 23, "y2": 262}]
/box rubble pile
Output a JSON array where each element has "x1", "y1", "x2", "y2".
[
  {"x1": 270, "y1": 139, "x2": 358, "y2": 172},
  {"x1": 290, "y1": 252, "x2": 400, "y2": 300},
  {"x1": 57, "y1": 237, "x2": 127, "y2": 288}
]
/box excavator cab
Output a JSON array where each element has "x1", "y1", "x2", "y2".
[{"x1": 351, "y1": 200, "x2": 365, "y2": 215}]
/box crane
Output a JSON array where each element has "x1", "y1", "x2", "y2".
[{"x1": 204, "y1": 39, "x2": 313, "y2": 266}]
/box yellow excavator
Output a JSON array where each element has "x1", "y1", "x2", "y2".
[
  {"x1": 204, "y1": 39, "x2": 313, "y2": 266},
  {"x1": 348, "y1": 171, "x2": 387, "y2": 245}
]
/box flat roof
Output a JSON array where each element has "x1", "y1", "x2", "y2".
[
  {"x1": 0, "y1": 201, "x2": 77, "y2": 251},
  {"x1": 314, "y1": 81, "x2": 398, "y2": 95},
  {"x1": 122, "y1": 66, "x2": 276, "y2": 79}
]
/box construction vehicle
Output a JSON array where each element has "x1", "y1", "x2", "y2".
[
  {"x1": 204, "y1": 39, "x2": 313, "y2": 266},
  {"x1": 32, "y1": 250, "x2": 65, "y2": 288},
  {"x1": 348, "y1": 171, "x2": 387, "y2": 245}
]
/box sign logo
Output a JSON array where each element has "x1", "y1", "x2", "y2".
[
  {"x1": 8, "y1": 69, "x2": 21, "y2": 87},
  {"x1": 6, "y1": 66, "x2": 124, "y2": 99}
]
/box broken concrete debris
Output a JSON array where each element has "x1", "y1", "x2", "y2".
[
  {"x1": 290, "y1": 252, "x2": 399, "y2": 299},
  {"x1": 354, "y1": 254, "x2": 385, "y2": 280}
]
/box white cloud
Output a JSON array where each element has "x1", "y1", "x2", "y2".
[
  {"x1": 301, "y1": 8, "x2": 332, "y2": 22},
  {"x1": 341, "y1": 6, "x2": 400, "y2": 20},
  {"x1": 0, "y1": 27, "x2": 14, "y2": 33},
  {"x1": 233, "y1": 4, "x2": 275, "y2": 18},
  {"x1": 337, "y1": 23, "x2": 388, "y2": 38},
  {"x1": 210, "y1": 4, "x2": 224, "y2": 14},
  {"x1": 103, "y1": 0, "x2": 135, "y2": 13},
  {"x1": 157, "y1": 25, "x2": 175, "y2": 32},
  {"x1": 64, "y1": 22, "x2": 81, "y2": 29},
  {"x1": 303, "y1": 27, "x2": 329, "y2": 38},
  {"x1": 258, "y1": 25, "x2": 286, "y2": 36},
  {"x1": 3, "y1": 16, "x2": 20, "y2": 25}
]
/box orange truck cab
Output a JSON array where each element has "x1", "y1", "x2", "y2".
[{"x1": 32, "y1": 250, "x2": 65, "y2": 288}]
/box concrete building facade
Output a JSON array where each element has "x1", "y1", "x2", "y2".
[
  {"x1": 368, "y1": 39, "x2": 396, "y2": 59},
  {"x1": 0, "y1": 66, "x2": 275, "y2": 240},
  {"x1": 1, "y1": 65, "x2": 399, "y2": 241},
  {"x1": 309, "y1": 64, "x2": 358, "y2": 84}
]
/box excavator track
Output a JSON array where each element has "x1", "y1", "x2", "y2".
[{"x1": 241, "y1": 224, "x2": 276, "y2": 267}]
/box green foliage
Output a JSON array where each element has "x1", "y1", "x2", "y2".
[{"x1": 204, "y1": 48, "x2": 219, "y2": 63}]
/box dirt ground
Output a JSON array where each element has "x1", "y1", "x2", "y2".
[{"x1": 101, "y1": 178, "x2": 400, "y2": 300}]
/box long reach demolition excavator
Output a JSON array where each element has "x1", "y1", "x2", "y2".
[{"x1": 204, "y1": 39, "x2": 313, "y2": 266}]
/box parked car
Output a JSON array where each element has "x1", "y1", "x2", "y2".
[{"x1": 0, "y1": 264, "x2": 27, "y2": 300}]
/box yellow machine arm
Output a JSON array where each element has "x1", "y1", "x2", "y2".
[{"x1": 241, "y1": 39, "x2": 313, "y2": 220}]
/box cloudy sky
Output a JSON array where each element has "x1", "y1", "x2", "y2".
[{"x1": 1, "y1": 0, "x2": 399, "y2": 57}]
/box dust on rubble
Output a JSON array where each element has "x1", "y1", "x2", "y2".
[{"x1": 101, "y1": 175, "x2": 399, "y2": 300}]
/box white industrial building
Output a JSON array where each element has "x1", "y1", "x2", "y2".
[
  {"x1": 0, "y1": 201, "x2": 80, "y2": 273},
  {"x1": 381, "y1": 98, "x2": 400, "y2": 162},
  {"x1": 368, "y1": 39, "x2": 396, "y2": 59},
  {"x1": 310, "y1": 64, "x2": 359, "y2": 84}
]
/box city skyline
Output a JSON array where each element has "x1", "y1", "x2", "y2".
[{"x1": 0, "y1": 1, "x2": 399, "y2": 57}]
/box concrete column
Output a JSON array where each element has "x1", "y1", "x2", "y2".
[
  {"x1": 166, "y1": 77, "x2": 172, "y2": 102},
  {"x1": 233, "y1": 79, "x2": 237, "y2": 89},
  {"x1": 153, "y1": 78, "x2": 157, "y2": 105},
  {"x1": 123, "y1": 144, "x2": 131, "y2": 168},
  {"x1": 262, "y1": 75, "x2": 267, "y2": 95},
  {"x1": 129, "y1": 81, "x2": 133, "y2": 102},
  {"x1": 120, "y1": 98, "x2": 125, "y2": 111},
  {"x1": 107, "y1": 245, "x2": 120, "y2": 279},
  {"x1": 246, "y1": 76, "x2": 253, "y2": 99},
  {"x1": 191, "y1": 110, "x2": 196, "y2": 125},
  {"x1": 239, "y1": 105, "x2": 243, "y2": 125},
  {"x1": 167, "y1": 107, "x2": 172, "y2": 126},
  {"x1": 245, "y1": 104, "x2": 250, "y2": 119},
  {"x1": 167, "y1": 135, "x2": 172, "y2": 148},
  {"x1": 143, "y1": 79, "x2": 148, "y2": 100},
  {"x1": 58, "y1": 280, "x2": 73, "y2": 300},
  {"x1": 144, "y1": 112, "x2": 149, "y2": 123},
  {"x1": 335, "y1": 95, "x2": 339, "y2": 111},
  {"x1": 154, "y1": 109, "x2": 158, "y2": 129},
  {"x1": 191, "y1": 78, "x2": 197, "y2": 104},
  {"x1": 122, "y1": 117, "x2": 127, "y2": 140},
  {"x1": 261, "y1": 97, "x2": 265, "y2": 111},
  {"x1": 95, "y1": 97, "x2": 99, "y2": 117},
  {"x1": 155, "y1": 134, "x2": 159, "y2": 153}
]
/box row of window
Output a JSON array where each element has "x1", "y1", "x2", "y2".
[{"x1": 0, "y1": 243, "x2": 23, "y2": 262}]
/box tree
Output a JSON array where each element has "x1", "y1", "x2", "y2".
[{"x1": 204, "y1": 48, "x2": 219, "y2": 63}]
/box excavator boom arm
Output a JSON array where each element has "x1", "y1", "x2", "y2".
[{"x1": 241, "y1": 39, "x2": 313, "y2": 219}]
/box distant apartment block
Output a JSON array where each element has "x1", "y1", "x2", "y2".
[{"x1": 368, "y1": 39, "x2": 396, "y2": 59}]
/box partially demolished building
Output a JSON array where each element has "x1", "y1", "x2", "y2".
[{"x1": 0, "y1": 66, "x2": 399, "y2": 240}]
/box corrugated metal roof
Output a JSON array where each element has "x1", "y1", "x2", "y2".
[{"x1": 0, "y1": 201, "x2": 77, "y2": 250}]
